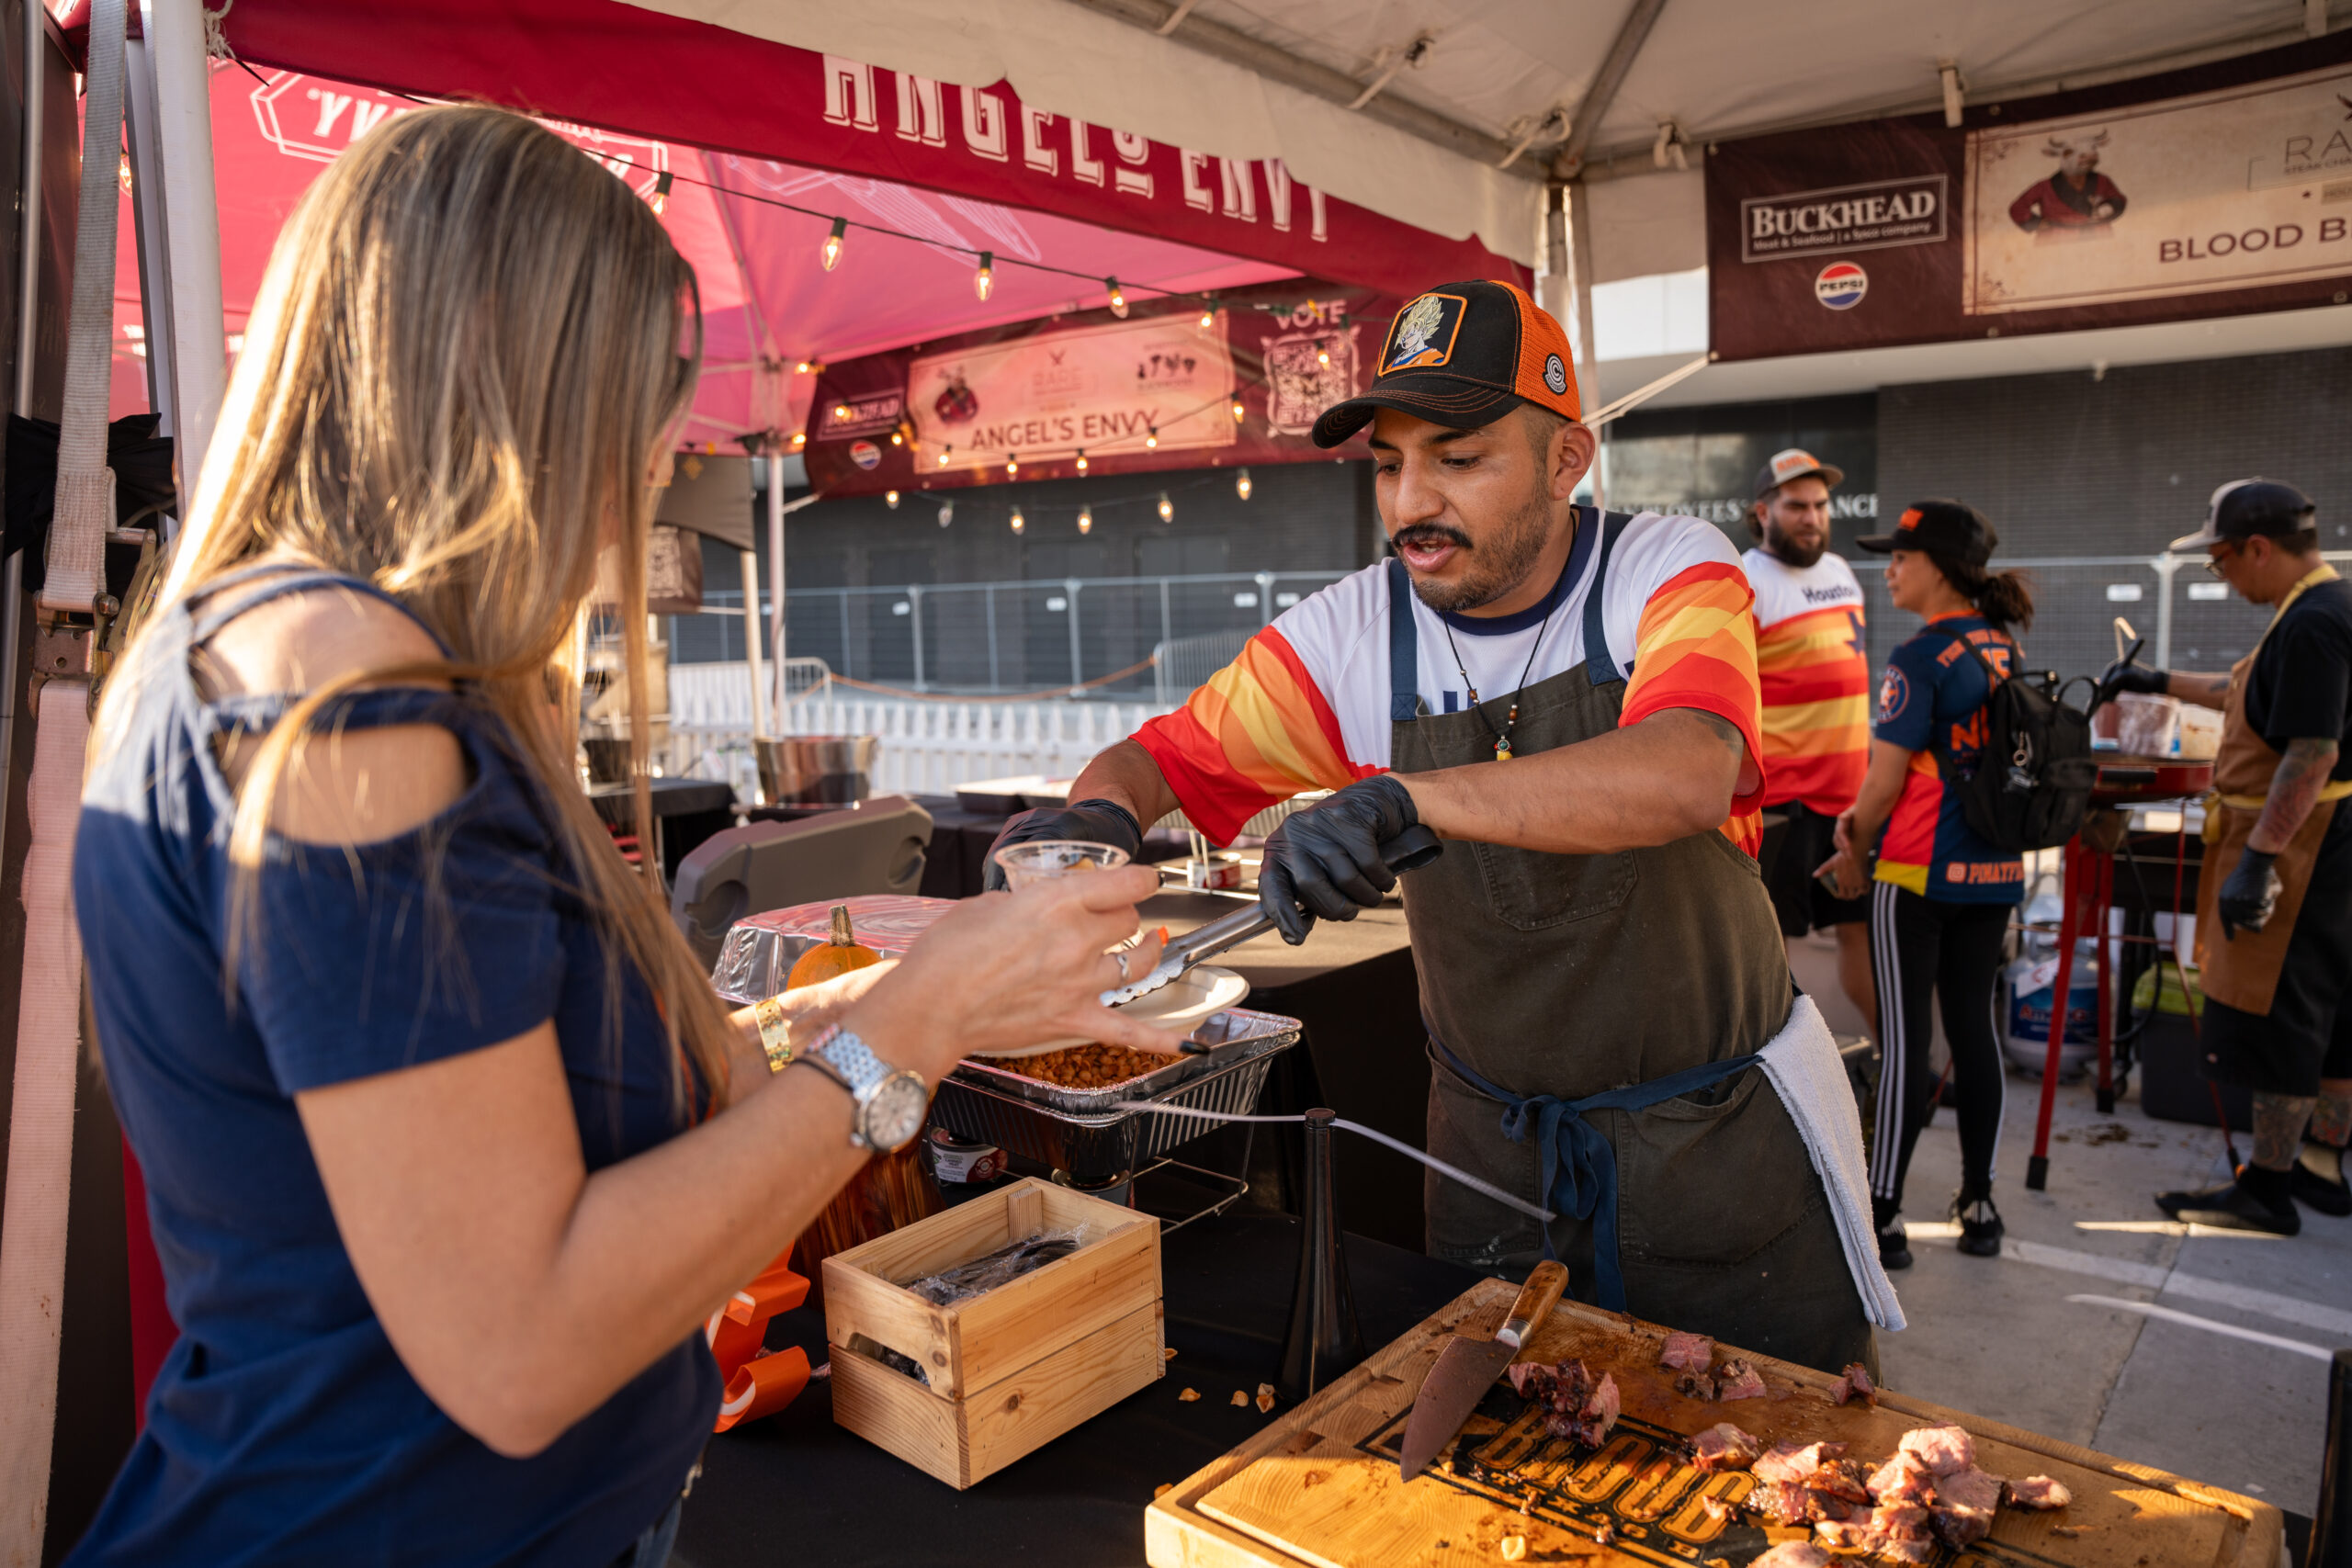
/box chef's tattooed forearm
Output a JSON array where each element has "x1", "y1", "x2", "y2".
[
  {"x1": 2249, "y1": 737, "x2": 2342, "y2": 853},
  {"x1": 2252, "y1": 1091, "x2": 2317, "y2": 1169},
  {"x1": 2173, "y1": 671, "x2": 2232, "y2": 702}
]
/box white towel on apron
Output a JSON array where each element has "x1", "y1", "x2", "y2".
[{"x1": 1757, "y1": 994, "x2": 1906, "y2": 1333}]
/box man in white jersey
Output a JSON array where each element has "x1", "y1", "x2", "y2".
[
  {"x1": 989, "y1": 281, "x2": 1883, "y2": 1374},
  {"x1": 1743, "y1": 450, "x2": 1876, "y2": 1030}
]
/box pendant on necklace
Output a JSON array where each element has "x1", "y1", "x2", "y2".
[{"x1": 1493, "y1": 738, "x2": 1512, "y2": 761}]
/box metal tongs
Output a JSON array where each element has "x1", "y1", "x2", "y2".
[
  {"x1": 2086, "y1": 615, "x2": 2145, "y2": 719},
  {"x1": 1100, "y1": 825, "x2": 1442, "y2": 1007}
]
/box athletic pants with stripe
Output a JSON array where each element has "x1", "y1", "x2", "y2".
[{"x1": 1869, "y1": 882, "x2": 2010, "y2": 1222}]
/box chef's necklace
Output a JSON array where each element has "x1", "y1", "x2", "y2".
[{"x1": 1439, "y1": 595, "x2": 1556, "y2": 761}]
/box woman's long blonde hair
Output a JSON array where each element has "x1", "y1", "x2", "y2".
[{"x1": 99, "y1": 104, "x2": 740, "y2": 1108}]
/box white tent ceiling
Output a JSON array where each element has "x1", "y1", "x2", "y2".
[{"x1": 626, "y1": 0, "x2": 2345, "y2": 274}]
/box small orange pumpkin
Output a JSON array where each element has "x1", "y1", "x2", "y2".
[{"x1": 786, "y1": 904, "x2": 882, "y2": 989}]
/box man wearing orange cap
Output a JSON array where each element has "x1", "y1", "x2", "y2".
[
  {"x1": 1745, "y1": 449, "x2": 1876, "y2": 1030},
  {"x1": 992, "y1": 281, "x2": 1897, "y2": 1372}
]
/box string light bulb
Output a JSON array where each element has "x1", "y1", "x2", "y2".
[
  {"x1": 1229, "y1": 389, "x2": 1246, "y2": 424},
  {"x1": 885, "y1": 490, "x2": 900, "y2": 509},
  {"x1": 1158, "y1": 491, "x2": 1174, "y2": 524},
  {"x1": 1236, "y1": 468, "x2": 1252, "y2": 502},
  {"x1": 1010, "y1": 506, "x2": 1025, "y2": 535},
  {"x1": 1075, "y1": 449, "x2": 1089, "y2": 473},
  {"x1": 833, "y1": 402, "x2": 852, "y2": 422},
  {"x1": 938, "y1": 500, "x2": 955, "y2": 528},
  {"x1": 1077, "y1": 506, "x2": 1093, "y2": 535},
  {"x1": 1105, "y1": 277, "x2": 1128, "y2": 319},
  {"x1": 1006, "y1": 455, "x2": 1019, "y2": 476},
  {"x1": 890, "y1": 429, "x2": 903, "y2": 446},
  {"x1": 1317, "y1": 341, "x2": 1331, "y2": 367},
  {"x1": 820, "y1": 217, "x2": 847, "y2": 272},
  {"x1": 650, "y1": 170, "x2": 673, "y2": 217},
  {"x1": 790, "y1": 431, "x2": 807, "y2": 448},
  {"x1": 1199, "y1": 303, "x2": 1216, "y2": 331},
  {"x1": 939, "y1": 444, "x2": 954, "y2": 468},
  {"x1": 974, "y1": 250, "x2": 994, "y2": 301},
  {"x1": 1145, "y1": 426, "x2": 1159, "y2": 450},
  {"x1": 794, "y1": 359, "x2": 822, "y2": 375}
]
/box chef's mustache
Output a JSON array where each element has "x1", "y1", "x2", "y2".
[{"x1": 1393, "y1": 525, "x2": 1474, "y2": 555}]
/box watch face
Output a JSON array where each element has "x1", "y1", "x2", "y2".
[{"x1": 865, "y1": 1073, "x2": 932, "y2": 1153}]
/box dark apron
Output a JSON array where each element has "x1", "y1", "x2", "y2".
[{"x1": 1394, "y1": 509, "x2": 1872, "y2": 1374}]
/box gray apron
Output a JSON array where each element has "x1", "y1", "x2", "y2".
[{"x1": 1393, "y1": 510, "x2": 1872, "y2": 1375}]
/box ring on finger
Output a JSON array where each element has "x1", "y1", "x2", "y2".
[{"x1": 1113, "y1": 950, "x2": 1132, "y2": 984}]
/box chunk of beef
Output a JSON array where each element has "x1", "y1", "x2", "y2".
[
  {"x1": 1897, "y1": 1424, "x2": 1976, "y2": 1476},
  {"x1": 1756, "y1": 1440, "x2": 1848, "y2": 1485},
  {"x1": 1675, "y1": 1369, "x2": 1719, "y2": 1401},
  {"x1": 1804, "y1": 1493, "x2": 1869, "y2": 1525},
  {"x1": 2005, "y1": 1475, "x2": 2072, "y2": 1511},
  {"x1": 1811, "y1": 1458, "x2": 1876, "y2": 1505},
  {"x1": 1833, "y1": 1361, "x2": 1878, "y2": 1408},
  {"x1": 1699, "y1": 1492, "x2": 1736, "y2": 1523},
  {"x1": 1871, "y1": 1502, "x2": 1930, "y2": 1537},
  {"x1": 1877, "y1": 1532, "x2": 1937, "y2": 1564},
  {"x1": 1866, "y1": 1453, "x2": 1938, "y2": 1506},
  {"x1": 1929, "y1": 1465, "x2": 2004, "y2": 1547},
  {"x1": 1813, "y1": 1517, "x2": 1876, "y2": 1552},
  {"x1": 1504, "y1": 1360, "x2": 1553, "y2": 1400},
  {"x1": 1690, "y1": 1422, "x2": 1764, "y2": 1472},
  {"x1": 1660, "y1": 1331, "x2": 1714, "y2": 1372},
  {"x1": 1549, "y1": 1370, "x2": 1621, "y2": 1448},
  {"x1": 1717, "y1": 1358, "x2": 1768, "y2": 1401},
  {"x1": 1748, "y1": 1481, "x2": 1815, "y2": 1526},
  {"x1": 1751, "y1": 1544, "x2": 1831, "y2": 1568}
]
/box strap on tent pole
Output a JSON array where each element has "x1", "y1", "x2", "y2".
[{"x1": 0, "y1": 0, "x2": 124, "y2": 1548}]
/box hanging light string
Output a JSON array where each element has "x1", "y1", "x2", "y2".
[
  {"x1": 880, "y1": 466, "x2": 1265, "y2": 527},
  {"x1": 904, "y1": 378, "x2": 1267, "y2": 472}
]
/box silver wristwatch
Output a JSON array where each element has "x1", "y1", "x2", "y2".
[{"x1": 795, "y1": 1025, "x2": 930, "y2": 1154}]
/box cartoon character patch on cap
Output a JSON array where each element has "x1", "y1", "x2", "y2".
[{"x1": 1385, "y1": 292, "x2": 1467, "y2": 371}]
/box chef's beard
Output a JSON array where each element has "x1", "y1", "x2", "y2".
[
  {"x1": 1397, "y1": 487, "x2": 1555, "y2": 614},
  {"x1": 1764, "y1": 521, "x2": 1827, "y2": 570}
]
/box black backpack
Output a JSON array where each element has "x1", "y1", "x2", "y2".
[{"x1": 1927, "y1": 625, "x2": 2098, "y2": 852}]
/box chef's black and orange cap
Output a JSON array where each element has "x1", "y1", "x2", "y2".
[{"x1": 1310, "y1": 279, "x2": 1581, "y2": 449}]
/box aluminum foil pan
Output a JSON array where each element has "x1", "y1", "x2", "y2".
[
  {"x1": 931, "y1": 1009, "x2": 1298, "y2": 1188},
  {"x1": 709, "y1": 895, "x2": 955, "y2": 1003}
]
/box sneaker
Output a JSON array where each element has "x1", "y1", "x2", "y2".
[
  {"x1": 2293, "y1": 1143, "x2": 2352, "y2": 1217},
  {"x1": 2156, "y1": 1175, "x2": 2301, "y2": 1235},
  {"x1": 1954, "y1": 1193, "x2": 2004, "y2": 1258},
  {"x1": 1877, "y1": 1219, "x2": 1913, "y2": 1271}
]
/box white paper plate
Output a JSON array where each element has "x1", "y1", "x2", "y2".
[{"x1": 966, "y1": 965, "x2": 1253, "y2": 1059}]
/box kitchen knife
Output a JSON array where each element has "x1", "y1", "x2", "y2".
[
  {"x1": 1099, "y1": 825, "x2": 1442, "y2": 1008},
  {"x1": 1397, "y1": 1260, "x2": 1569, "y2": 1482}
]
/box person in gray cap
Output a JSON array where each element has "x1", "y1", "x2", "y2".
[{"x1": 2101, "y1": 479, "x2": 2352, "y2": 1234}]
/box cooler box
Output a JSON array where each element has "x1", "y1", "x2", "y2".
[{"x1": 2133, "y1": 963, "x2": 2254, "y2": 1129}]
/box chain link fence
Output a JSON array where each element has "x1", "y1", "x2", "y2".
[{"x1": 673, "y1": 553, "x2": 2343, "y2": 701}]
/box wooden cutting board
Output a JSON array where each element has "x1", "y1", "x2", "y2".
[{"x1": 1147, "y1": 1279, "x2": 2279, "y2": 1568}]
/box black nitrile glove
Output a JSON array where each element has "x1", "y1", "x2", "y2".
[
  {"x1": 981, "y1": 797, "x2": 1143, "y2": 891},
  {"x1": 2218, "y1": 846, "x2": 2283, "y2": 940},
  {"x1": 2096, "y1": 660, "x2": 2169, "y2": 707},
  {"x1": 1258, "y1": 774, "x2": 1419, "y2": 945}
]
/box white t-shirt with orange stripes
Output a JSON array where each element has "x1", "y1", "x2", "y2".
[{"x1": 1744, "y1": 547, "x2": 1871, "y2": 816}]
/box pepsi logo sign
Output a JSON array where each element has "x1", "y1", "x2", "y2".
[
  {"x1": 1814, "y1": 262, "x2": 1868, "y2": 310},
  {"x1": 849, "y1": 440, "x2": 882, "y2": 470}
]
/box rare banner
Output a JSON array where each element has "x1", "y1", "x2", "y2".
[
  {"x1": 804, "y1": 284, "x2": 1396, "y2": 497},
  {"x1": 1707, "y1": 35, "x2": 2352, "y2": 360}
]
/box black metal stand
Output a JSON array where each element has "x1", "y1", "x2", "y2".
[
  {"x1": 2315, "y1": 1348, "x2": 2352, "y2": 1568},
  {"x1": 1278, "y1": 1108, "x2": 1364, "y2": 1404}
]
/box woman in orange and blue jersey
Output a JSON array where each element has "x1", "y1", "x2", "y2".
[{"x1": 1817, "y1": 501, "x2": 2033, "y2": 1275}]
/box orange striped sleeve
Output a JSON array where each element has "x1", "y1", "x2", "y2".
[
  {"x1": 1619, "y1": 560, "x2": 1765, "y2": 817},
  {"x1": 1131, "y1": 627, "x2": 1374, "y2": 844}
]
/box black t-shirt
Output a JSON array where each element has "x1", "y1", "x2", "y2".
[{"x1": 2244, "y1": 575, "x2": 2352, "y2": 781}]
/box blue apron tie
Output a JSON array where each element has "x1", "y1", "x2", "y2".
[{"x1": 1429, "y1": 1030, "x2": 1763, "y2": 1312}]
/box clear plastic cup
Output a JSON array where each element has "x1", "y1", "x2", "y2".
[{"x1": 991, "y1": 839, "x2": 1130, "y2": 890}]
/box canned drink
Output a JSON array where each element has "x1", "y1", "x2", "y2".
[
  {"x1": 927, "y1": 1126, "x2": 1003, "y2": 1185},
  {"x1": 1186, "y1": 852, "x2": 1244, "y2": 890}
]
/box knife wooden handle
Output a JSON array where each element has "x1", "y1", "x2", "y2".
[{"x1": 1496, "y1": 1260, "x2": 1567, "y2": 1352}]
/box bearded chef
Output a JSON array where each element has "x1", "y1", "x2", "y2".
[
  {"x1": 989, "y1": 281, "x2": 1901, "y2": 1372},
  {"x1": 2103, "y1": 479, "x2": 2352, "y2": 1235}
]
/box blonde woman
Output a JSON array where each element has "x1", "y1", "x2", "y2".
[{"x1": 69, "y1": 106, "x2": 1175, "y2": 1566}]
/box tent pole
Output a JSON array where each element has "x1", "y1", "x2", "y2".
[
  {"x1": 738, "y1": 547, "x2": 768, "y2": 749},
  {"x1": 0, "y1": 0, "x2": 46, "y2": 892},
  {"x1": 137, "y1": 0, "x2": 226, "y2": 524},
  {"x1": 1566, "y1": 179, "x2": 1603, "y2": 513},
  {"x1": 767, "y1": 453, "x2": 786, "y2": 719}
]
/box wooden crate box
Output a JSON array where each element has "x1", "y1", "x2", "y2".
[{"x1": 823, "y1": 1178, "x2": 1163, "y2": 1489}]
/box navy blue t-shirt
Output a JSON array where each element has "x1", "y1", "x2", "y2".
[
  {"x1": 68, "y1": 567, "x2": 718, "y2": 1566},
  {"x1": 1870, "y1": 613, "x2": 2028, "y2": 905}
]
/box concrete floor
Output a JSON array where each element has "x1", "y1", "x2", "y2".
[{"x1": 1790, "y1": 931, "x2": 2348, "y2": 1518}]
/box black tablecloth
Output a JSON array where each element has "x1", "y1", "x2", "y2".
[{"x1": 673, "y1": 1213, "x2": 1477, "y2": 1568}]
